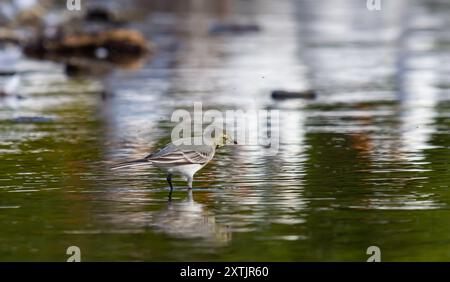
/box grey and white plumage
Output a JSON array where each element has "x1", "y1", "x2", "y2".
[{"x1": 112, "y1": 134, "x2": 236, "y2": 192}]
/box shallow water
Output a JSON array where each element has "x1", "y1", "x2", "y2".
[{"x1": 0, "y1": 0, "x2": 449, "y2": 261}]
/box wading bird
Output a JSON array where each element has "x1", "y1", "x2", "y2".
[{"x1": 112, "y1": 134, "x2": 237, "y2": 195}]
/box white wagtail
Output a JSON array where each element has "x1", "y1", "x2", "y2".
[{"x1": 112, "y1": 134, "x2": 237, "y2": 192}]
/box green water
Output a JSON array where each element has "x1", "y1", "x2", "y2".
[{"x1": 0, "y1": 0, "x2": 449, "y2": 261}]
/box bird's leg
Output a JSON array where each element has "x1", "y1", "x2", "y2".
[
  {"x1": 187, "y1": 177, "x2": 193, "y2": 190},
  {"x1": 187, "y1": 189, "x2": 193, "y2": 202},
  {"x1": 168, "y1": 190, "x2": 173, "y2": 202},
  {"x1": 167, "y1": 174, "x2": 174, "y2": 201},
  {"x1": 167, "y1": 174, "x2": 174, "y2": 191}
]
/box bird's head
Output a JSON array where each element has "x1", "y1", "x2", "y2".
[{"x1": 214, "y1": 134, "x2": 237, "y2": 148}]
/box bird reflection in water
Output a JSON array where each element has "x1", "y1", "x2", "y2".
[
  {"x1": 99, "y1": 189, "x2": 232, "y2": 245},
  {"x1": 154, "y1": 189, "x2": 231, "y2": 244}
]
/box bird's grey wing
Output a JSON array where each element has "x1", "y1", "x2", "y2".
[
  {"x1": 181, "y1": 149, "x2": 211, "y2": 164},
  {"x1": 145, "y1": 143, "x2": 177, "y2": 159},
  {"x1": 145, "y1": 143, "x2": 212, "y2": 165},
  {"x1": 178, "y1": 144, "x2": 214, "y2": 164}
]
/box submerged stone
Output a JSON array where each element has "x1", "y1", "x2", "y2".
[
  {"x1": 271, "y1": 90, "x2": 317, "y2": 100},
  {"x1": 11, "y1": 116, "x2": 53, "y2": 123},
  {"x1": 209, "y1": 22, "x2": 261, "y2": 35}
]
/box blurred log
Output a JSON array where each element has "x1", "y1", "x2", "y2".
[
  {"x1": 0, "y1": 28, "x2": 22, "y2": 45},
  {"x1": 24, "y1": 28, "x2": 151, "y2": 74}
]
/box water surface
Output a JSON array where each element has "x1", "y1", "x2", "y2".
[{"x1": 0, "y1": 0, "x2": 449, "y2": 261}]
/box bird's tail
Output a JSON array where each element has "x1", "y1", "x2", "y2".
[{"x1": 111, "y1": 159, "x2": 150, "y2": 170}]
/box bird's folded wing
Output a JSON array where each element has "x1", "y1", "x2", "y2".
[
  {"x1": 147, "y1": 149, "x2": 209, "y2": 165},
  {"x1": 182, "y1": 150, "x2": 210, "y2": 164}
]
